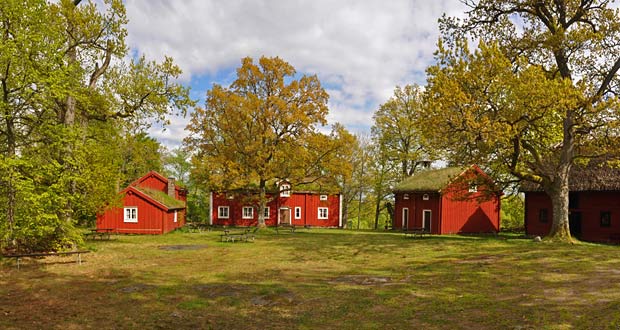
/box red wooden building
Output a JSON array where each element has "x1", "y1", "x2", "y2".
[
  {"x1": 393, "y1": 165, "x2": 501, "y2": 234},
  {"x1": 97, "y1": 171, "x2": 187, "y2": 234},
  {"x1": 209, "y1": 182, "x2": 342, "y2": 227},
  {"x1": 522, "y1": 167, "x2": 620, "y2": 242}
]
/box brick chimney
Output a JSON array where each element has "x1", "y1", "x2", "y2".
[{"x1": 167, "y1": 177, "x2": 175, "y2": 198}]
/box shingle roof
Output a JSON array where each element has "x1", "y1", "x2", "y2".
[
  {"x1": 520, "y1": 167, "x2": 620, "y2": 192},
  {"x1": 393, "y1": 167, "x2": 467, "y2": 192}
]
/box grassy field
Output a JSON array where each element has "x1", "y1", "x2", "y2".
[{"x1": 1, "y1": 228, "x2": 620, "y2": 330}]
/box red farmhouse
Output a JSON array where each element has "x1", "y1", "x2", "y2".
[
  {"x1": 522, "y1": 167, "x2": 620, "y2": 243},
  {"x1": 393, "y1": 165, "x2": 501, "y2": 234},
  {"x1": 210, "y1": 183, "x2": 342, "y2": 227},
  {"x1": 97, "y1": 171, "x2": 187, "y2": 234}
]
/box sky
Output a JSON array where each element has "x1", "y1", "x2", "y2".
[{"x1": 123, "y1": 0, "x2": 469, "y2": 148}]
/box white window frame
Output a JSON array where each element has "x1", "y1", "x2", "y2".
[
  {"x1": 403, "y1": 194, "x2": 410, "y2": 200},
  {"x1": 320, "y1": 194, "x2": 328, "y2": 201},
  {"x1": 242, "y1": 206, "x2": 254, "y2": 219},
  {"x1": 280, "y1": 184, "x2": 291, "y2": 197},
  {"x1": 469, "y1": 184, "x2": 478, "y2": 193},
  {"x1": 402, "y1": 207, "x2": 409, "y2": 228},
  {"x1": 124, "y1": 207, "x2": 138, "y2": 223},
  {"x1": 422, "y1": 194, "x2": 430, "y2": 201},
  {"x1": 218, "y1": 206, "x2": 230, "y2": 219},
  {"x1": 263, "y1": 207, "x2": 270, "y2": 219},
  {"x1": 295, "y1": 207, "x2": 302, "y2": 219},
  {"x1": 318, "y1": 207, "x2": 329, "y2": 220},
  {"x1": 173, "y1": 210, "x2": 178, "y2": 223}
]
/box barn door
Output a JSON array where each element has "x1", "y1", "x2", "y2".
[
  {"x1": 402, "y1": 208, "x2": 409, "y2": 229},
  {"x1": 279, "y1": 208, "x2": 291, "y2": 225},
  {"x1": 422, "y1": 210, "x2": 431, "y2": 233}
]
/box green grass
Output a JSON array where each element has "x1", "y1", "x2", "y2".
[{"x1": 1, "y1": 229, "x2": 620, "y2": 329}]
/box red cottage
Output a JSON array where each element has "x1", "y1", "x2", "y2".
[
  {"x1": 97, "y1": 171, "x2": 187, "y2": 234},
  {"x1": 522, "y1": 167, "x2": 620, "y2": 242},
  {"x1": 209, "y1": 183, "x2": 342, "y2": 228},
  {"x1": 393, "y1": 165, "x2": 501, "y2": 234}
]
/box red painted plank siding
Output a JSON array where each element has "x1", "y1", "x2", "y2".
[
  {"x1": 440, "y1": 190, "x2": 500, "y2": 234},
  {"x1": 211, "y1": 192, "x2": 341, "y2": 227},
  {"x1": 393, "y1": 192, "x2": 440, "y2": 231},
  {"x1": 525, "y1": 191, "x2": 620, "y2": 242}
]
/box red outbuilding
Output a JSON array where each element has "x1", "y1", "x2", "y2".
[
  {"x1": 97, "y1": 171, "x2": 187, "y2": 234},
  {"x1": 393, "y1": 165, "x2": 501, "y2": 234},
  {"x1": 210, "y1": 182, "x2": 342, "y2": 228},
  {"x1": 522, "y1": 167, "x2": 620, "y2": 243}
]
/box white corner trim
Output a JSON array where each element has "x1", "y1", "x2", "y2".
[{"x1": 209, "y1": 191, "x2": 213, "y2": 225}]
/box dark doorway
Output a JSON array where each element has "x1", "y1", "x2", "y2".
[{"x1": 569, "y1": 212, "x2": 582, "y2": 238}]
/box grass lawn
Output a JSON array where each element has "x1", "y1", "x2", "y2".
[{"x1": 1, "y1": 229, "x2": 620, "y2": 330}]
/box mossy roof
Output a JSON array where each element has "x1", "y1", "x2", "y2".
[
  {"x1": 135, "y1": 187, "x2": 186, "y2": 209},
  {"x1": 520, "y1": 166, "x2": 620, "y2": 192},
  {"x1": 393, "y1": 167, "x2": 467, "y2": 192}
]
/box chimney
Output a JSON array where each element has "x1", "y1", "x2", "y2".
[{"x1": 167, "y1": 177, "x2": 175, "y2": 198}]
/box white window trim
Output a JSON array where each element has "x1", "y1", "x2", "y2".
[
  {"x1": 280, "y1": 184, "x2": 291, "y2": 197},
  {"x1": 263, "y1": 207, "x2": 270, "y2": 218},
  {"x1": 174, "y1": 210, "x2": 178, "y2": 223},
  {"x1": 423, "y1": 209, "x2": 432, "y2": 231},
  {"x1": 320, "y1": 194, "x2": 328, "y2": 201},
  {"x1": 218, "y1": 206, "x2": 230, "y2": 219},
  {"x1": 469, "y1": 184, "x2": 478, "y2": 193},
  {"x1": 318, "y1": 207, "x2": 329, "y2": 220},
  {"x1": 242, "y1": 206, "x2": 254, "y2": 219},
  {"x1": 403, "y1": 194, "x2": 410, "y2": 200},
  {"x1": 295, "y1": 207, "x2": 302, "y2": 219},
  {"x1": 402, "y1": 207, "x2": 409, "y2": 228},
  {"x1": 422, "y1": 194, "x2": 429, "y2": 201},
  {"x1": 124, "y1": 207, "x2": 138, "y2": 223}
]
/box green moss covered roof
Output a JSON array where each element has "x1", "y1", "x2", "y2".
[
  {"x1": 393, "y1": 167, "x2": 467, "y2": 192},
  {"x1": 135, "y1": 187, "x2": 185, "y2": 209}
]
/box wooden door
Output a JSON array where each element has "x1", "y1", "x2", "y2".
[
  {"x1": 423, "y1": 210, "x2": 431, "y2": 233},
  {"x1": 279, "y1": 208, "x2": 291, "y2": 225}
]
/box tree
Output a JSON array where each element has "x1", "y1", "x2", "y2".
[
  {"x1": 0, "y1": 0, "x2": 192, "y2": 252},
  {"x1": 185, "y1": 56, "x2": 352, "y2": 227},
  {"x1": 424, "y1": 0, "x2": 620, "y2": 241},
  {"x1": 372, "y1": 85, "x2": 436, "y2": 178}
]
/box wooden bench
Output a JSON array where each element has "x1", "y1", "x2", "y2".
[
  {"x1": 404, "y1": 227, "x2": 428, "y2": 238},
  {"x1": 2, "y1": 250, "x2": 91, "y2": 269},
  {"x1": 276, "y1": 224, "x2": 296, "y2": 234},
  {"x1": 220, "y1": 229, "x2": 253, "y2": 242},
  {"x1": 85, "y1": 228, "x2": 115, "y2": 240}
]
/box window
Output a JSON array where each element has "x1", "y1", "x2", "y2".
[
  {"x1": 124, "y1": 207, "x2": 138, "y2": 223},
  {"x1": 295, "y1": 207, "x2": 302, "y2": 219},
  {"x1": 218, "y1": 206, "x2": 229, "y2": 219},
  {"x1": 263, "y1": 207, "x2": 270, "y2": 218},
  {"x1": 320, "y1": 194, "x2": 328, "y2": 201},
  {"x1": 173, "y1": 210, "x2": 178, "y2": 223},
  {"x1": 242, "y1": 206, "x2": 254, "y2": 219},
  {"x1": 318, "y1": 207, "x2": 329, "y2": 219},
  {"x1": 468, "y1": 184, "x2": 478, "y2": 193},
  {"x1": 601, "y1": 211, "x2": 611, "y2": 227},
  {"x1": 280, "y1": 184, "x2": 291, "y2": 197},
  {"x1": 403, "y1": 194, "x2": 410, "y2": 200},
  {"x1": 539, "y1": 209, "x2": 548, "y2": 223},
  {"x1": 422, "y1": 194, "x2": 429, "y2": 201}
]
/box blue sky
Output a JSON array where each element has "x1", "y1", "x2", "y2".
[{"x1": 123, "y1": 0, "x2": 468, "y2": 148}]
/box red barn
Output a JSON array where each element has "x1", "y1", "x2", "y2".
[
  {"x1": 522, "y1": 167, "x2": 620, "y2": 242},
  {"x1": 393, "y1": 165, "x2": 501, "y2": 234},
  {"x1": 210, "y1": 182, "x2": 342, "y2": 228},
  {"x1": 97, "y1": 171, "x2": 187, "y2": 234}
]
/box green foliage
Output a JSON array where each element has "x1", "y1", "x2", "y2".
[{"x1": 500, "y1": 194, "x2": 524, "y2": 231}]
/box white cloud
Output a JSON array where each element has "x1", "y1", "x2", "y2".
[{"x1": 125, "y1": 0, "x2": 468, "y2": 147}]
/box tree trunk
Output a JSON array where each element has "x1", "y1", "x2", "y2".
[{"x1": 257, "y1": 179, "x2": 267, "y2": 227}]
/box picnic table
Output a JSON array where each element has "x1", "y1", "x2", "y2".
[
  {"x1": 220, "y1": 228, "x2": 258, "y2": 242},
  {"x1": 2, "y1": 250, "x2": 91, "y2": 269},
  {"x1": 403, "y1": 227, "x2": 428, "y2": 238},
  {"x1": 85, "y1": 228, "x2": 115, "y2": 240},
  {"x1": 276, "y1": 224, "x2": 296, "y2": 234}
]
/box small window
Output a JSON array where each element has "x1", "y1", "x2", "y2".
[
  {"x1": 422, "y1": 194, "x2": 429, "y2": 201},
  {"x1": 601, "y1": 211, "x2": 611, "y2": 227},
  {"x1": 295, "y1": 207, "x2": 302, "y2": 219},
  {"x1": 218, "y1": 206, "x2": 230, "y2": 219},
  {"x1": 263, "y1": 207, "x2": 270, "y2": 218},
  {"x1": 173, "y1": 210, "x2": 178, "y2": 223},
  {"x1": 403, "y1": 194, "x2": 410, "y2": 200},
  {"x1": 280, "y1": 184, "x2": 291, "y2": 197},
  {"x1": 320, "y1": 194, "x2": 328, "y2": 201},
  {"x1": 539, "y1": 209, "x2": 548, "y2": 223},
  {"x1": 318, "y1": 207, "x2": 329, "y2": 219},
  {"x1": 124, "y1": 207, "x2": 138, "y2": 223},
  {"x1": 242, "y1": 206, "x2": 254, "y2": 219},
  {"x1": 468, "y1": 184, "x2": 478, "y2": 193}
]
